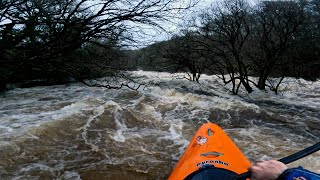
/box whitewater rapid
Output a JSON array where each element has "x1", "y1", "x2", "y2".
[{"x1": 0, "y1": 71, "x2": 319, "y2": 179}]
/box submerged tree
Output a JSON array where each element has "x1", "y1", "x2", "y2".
[
  {"x1": 248, "y1": 0, "x2": 305, "y2": 91},
  {"x1": 198, "y1": 0, "x2": 253, "y2": 94}
]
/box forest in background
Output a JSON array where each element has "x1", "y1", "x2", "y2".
[{"x1": 1, "y1": 0, "x2": 320, "y2": 94}]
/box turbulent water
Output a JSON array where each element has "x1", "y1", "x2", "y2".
[{"x1": 0, "y1": 71, "x2": 319, "y2": 180}]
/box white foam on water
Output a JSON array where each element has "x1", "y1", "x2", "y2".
[
  {"x1": 19, "y1": 163, "x2": 55, "y2": 173},
  {"x1": 0, "y1": 125, "x2": 13, "y2": 134},
  {"x1": 0, "y1": 100, "x2": 84, "y2": 138},
  {"x1": 81, "y1": 102, "x2": 106, "y2": 151},
  {"x1": 168, "y1": 124, "x2": 183, "y2": 140},
  {"x1": 112, "y1": 132, "x2": 126, "y2": 143},
  {"x1": 51, "y1": 101, "x2": 90, "y2": 120},
  {"x1": 236, "y1": 127, "x2": 261, "y2": 140},
  {"x1": 135, "y1": 71, "x2": 261, "y2": 114},
  {"x1": 135, "y1": 167, "x2": 152, "y2": 174},
  {"x1": 246, "y1": 77, "x2": 320, "y2": 110},
  {"x1": 140, "y1": 146, "x2": 156, "y2": 155},
  {"x1": 112, "y1": 115, "x2": 127, "y2": 142},
  {"x1": 106, "y1": 101, "x2": 128, "y2": 143},
  {"x1": 155, "y1": 122, "x2": 190, "y2": 160},
  {"x1": 59, "y1": 171, "x2": 81, "y2": 180},
  {"x1": 24, "y1": 132, "x2": 40, "y2": 140}
]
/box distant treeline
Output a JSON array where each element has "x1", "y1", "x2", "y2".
[
  {"x1": 128, "y1": 0, "x2": 320, "y2": 94},
  {"x1": 1, "y1": 0, "x2": 320, "y2": 94}
]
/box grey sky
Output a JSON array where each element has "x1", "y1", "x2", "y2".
[{"x1": 130, "y1": 0, "x2": 215, "y2": 47}]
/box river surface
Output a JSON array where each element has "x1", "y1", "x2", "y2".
[{"x1": 0, "y1": 71, "x2": 319, "y2": 179}]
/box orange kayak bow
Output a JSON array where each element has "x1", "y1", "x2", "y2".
[{"x1": 168, "y1": 123, "x2": 251, "y2": 180}]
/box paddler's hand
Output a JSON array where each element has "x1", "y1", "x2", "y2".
[{"x1": 248, "y1": 160, "x2": 288, "y2": 180}]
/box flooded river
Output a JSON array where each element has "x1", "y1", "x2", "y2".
[{"x1": 0, "y1": 71, "x2": 319, "y2": 179}]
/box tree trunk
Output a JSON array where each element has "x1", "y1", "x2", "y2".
[
  {"x1": 257, "y1": 75, "x2": 267, "y2": 90},
  {"x1": 241, "y1": 79, "x2": 253, "y2": 93}
]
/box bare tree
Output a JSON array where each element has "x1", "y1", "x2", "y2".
[
  {"x1": 198, "y1": 0, "x2": 253, "y2": 94},
  {"x1": 164, "y1": 32, "x2": 207, "y2": 82},
  {"x1": 247, "y1": 0, "x2": 305, "y2": 90}
]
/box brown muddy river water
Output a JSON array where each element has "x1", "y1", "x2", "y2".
[{"x1": 0, "y1": 71, "x2": 319, "y2": 179}]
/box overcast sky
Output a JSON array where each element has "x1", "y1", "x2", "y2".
[{"x1": 129, "y1": 0, "x2": 216, "y2": 48}]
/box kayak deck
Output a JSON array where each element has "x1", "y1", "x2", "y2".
[{"x1": 168, "y1": 123, "x2": 251, "y2": 180}]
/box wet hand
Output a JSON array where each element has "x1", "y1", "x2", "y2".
[{"x1": 248, "y1": 160, "x2": 288, "y2": 180}]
